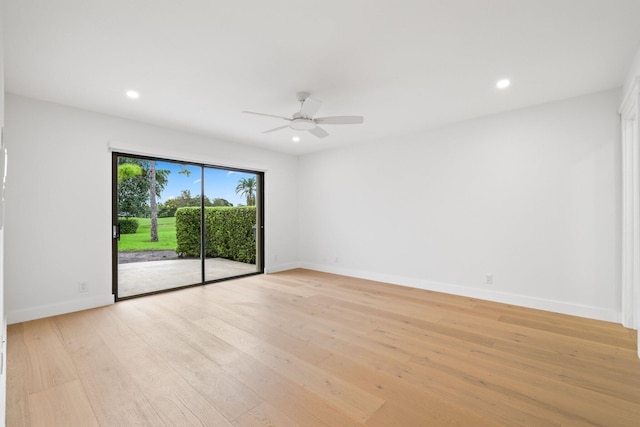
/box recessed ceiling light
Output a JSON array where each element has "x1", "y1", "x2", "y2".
[
  {"x1": 126, "y1": 90, "x2": 140, "y2": 99},
  {"x1": 496, "y1": 79, "x2": 511, "y2": 89},
  {"x1": 292, "y1": 136, "x2": 300, "y2": 142}
]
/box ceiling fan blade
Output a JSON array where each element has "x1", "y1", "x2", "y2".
[
  {"x1": 262, "y1": 125, "x2": 290, "y2": 134},
  {"x1": 308, "y1": 126, "x2": 329, "y2": 138},
  {"x1": 299, "y1": 96, "x2": 322, "y2": 118},
  {"x1": 242, "y1": 111, "x2": 291, "y2": 121},
  {"x1": 315, "y1": 116, "x2": 364, "y2": 125}
]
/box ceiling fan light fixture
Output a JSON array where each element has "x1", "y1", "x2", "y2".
[{"x1": 290, "y1": 118, "x2": 316, "y2": 131}]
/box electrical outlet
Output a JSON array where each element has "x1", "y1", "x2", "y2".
[
  {"x1": 78, "y1": 282, "x2": 88, "y2": 293},
  {"x1": 485, "y1": 274, "x2": 493, "y2": 285}
]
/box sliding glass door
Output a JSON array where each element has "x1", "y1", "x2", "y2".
[
  {"x1": 203, "y1": 167, "x2": 262, "y2": 282},
  {"x1": 112, "y1": 153, "x2": 264, "y2": 299}
]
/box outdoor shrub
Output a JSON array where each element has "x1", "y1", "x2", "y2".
[
  {"x1": 119, "y1": 217, "x2": 139, "y2": 234},
  {"x1": 175, "y1": 208, "x2": 201, "y2": 256},
  {"x1": 176, "y1": 206, "x2": 256, "y2": 264}
]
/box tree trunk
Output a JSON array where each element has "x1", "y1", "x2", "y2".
[{"x1": 149, "y1": 161, "x2": 159, "y2": 242}]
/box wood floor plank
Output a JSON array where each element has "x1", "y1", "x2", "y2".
[
  {"x1": 53, "y1": 310, "x2": 168, "y2": 427},
  {"x1": 436, "y1": 311, "x2": 640, "y2": 376},
  {"x1": 498, "y1": 313, "x2": 636, "y2": 349},
  {"x1": 6, "y1": 324, "x2": 31, "y2": 427},
  {"x1": 408, "y1": 343, "x2": 639, "y2": 426},
  {"x1": 136, "y1": 293, "x2": 248, "y2": 366},
  {"x1": 369, "y1": 318, "x2": 640, "y2": 403},
  {"x1": 167, "y1": 286, "x2": 335, "y2": 366},
  {"x1": 7, "y1": 269, "x2": 640, "y2": 427},
  {"x1": 111, "y1": 299, "x2": 261, "y2": 422},
  {"x1": 366, "y1": 400, "x2": 498, "y2": 427},
  {"x1": 224, "y1": 354, "x2": 363, "y2": 427},
  {"x1": 321, "y1": 331, "x2": 558, "y2": 426},
  {"x1": 88, "y1": 308, "x2": 235, "y2": 426},
  {"x1": 232, "y1": 402, "x2": 300, "y2": 427},
  {"x1": 28, "y1": 380, "x2": 99, "y2": 427},
  {"x1": 318, "y1": 353, "x2": 502, "y2": 427},
  {"x1": 21, "y1": 318, "x2": 78, "y2": 394},
  {"x1": 195, "y1": 314, "x2": 385, "y2": 423}
]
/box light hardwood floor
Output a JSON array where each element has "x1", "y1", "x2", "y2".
[{"x1": 7, "y1": 269, "x2": 640, "y2": 426}]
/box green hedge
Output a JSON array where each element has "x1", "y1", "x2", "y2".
[
  {"x1": 175, "y1": 206, "x2": 256, "y2": 264},
  {"x1": 118, "y1": 217, "x2": 139, "y2": 234}
]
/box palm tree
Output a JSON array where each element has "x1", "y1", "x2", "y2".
[
  {"x1": 235, "y1": 177, "x2": 257, "y2": 206},
  {"x1": 148, "y1": 160, "x2": 158, "y2": 242}
]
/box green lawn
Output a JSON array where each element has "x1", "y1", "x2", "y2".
[{"x1": 118, "y1": 217, "x2": 177, "y2": 252}]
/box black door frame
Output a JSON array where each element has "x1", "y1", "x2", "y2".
[{"x1": 111, "y1": 152, "x2": 265, "y2": 300}]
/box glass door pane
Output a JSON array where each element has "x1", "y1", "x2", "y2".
[
  {"x1": 116, "y1": 156, "x2": 202, "y2": 298},
  {"x1": 203, "y1": 167, "x2": 261, "y2": 282}
]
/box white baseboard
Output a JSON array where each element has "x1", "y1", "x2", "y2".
[
  {"x1": 265, "y1": 262, "x2": 301, "y2": 274},
  {"x1": 7, "y1": 294, "x2": 115, "y2": 324},
  {"x1": 298, "y1": 263, "x2": 621, "y2": 324}
]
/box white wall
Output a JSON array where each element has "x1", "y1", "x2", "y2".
[
  {"x1": 623, "y1": 45, "x2": 640, "y2": 96},
  {"x1": 0, "y1": 2, "x2": 7, "y2": 423},
  {"x1": 4, "y1": 94, "x2": 299, "y2": 323},
  {"x1": 299, "y1": 89, "x2": 622, "y2": 322}
]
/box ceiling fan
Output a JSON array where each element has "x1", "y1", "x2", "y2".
[{"x1": 242, "y1": 92, "x2": 364, "y2": 139}]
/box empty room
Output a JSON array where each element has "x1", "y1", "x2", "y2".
[{"x1": 1, "y1": 0, "x2": 640, "y2": 426}]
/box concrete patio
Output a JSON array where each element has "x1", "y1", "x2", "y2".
[{"x1": 117, "y1": 257, "x2": 258, "y2": 297}]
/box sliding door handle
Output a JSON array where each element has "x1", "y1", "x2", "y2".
[{"x1": 113, "y1": 224, "x2": 121, "y2": 241}]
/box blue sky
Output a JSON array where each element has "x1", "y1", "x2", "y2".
[{"x1": 156, "y1": 161, "x2": 256, "y2": 206}]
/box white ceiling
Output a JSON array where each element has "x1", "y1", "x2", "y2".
[{"x1": 4, "y1": 0, "x2": 640, "y2": 155}]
